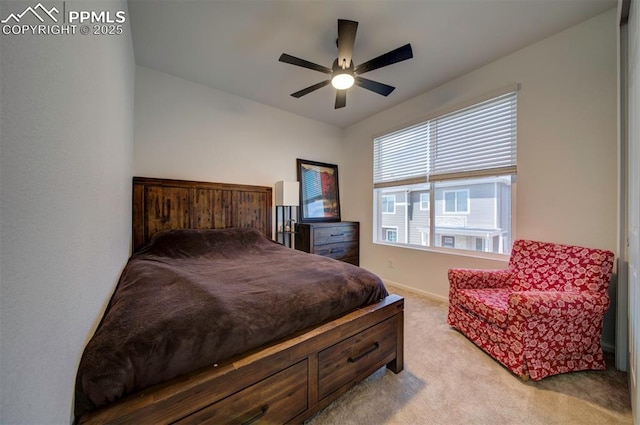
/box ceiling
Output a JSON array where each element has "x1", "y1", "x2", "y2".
[{"x1": 128, "y1": 0, "x2": 616, "y2": 129}]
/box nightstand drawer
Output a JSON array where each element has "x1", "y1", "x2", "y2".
[
  {"x1": 318, "y1": 317, "x2": 397, "y2": 399},
  {"x1": 177, "y1": 361, "x2": 308, "y2": 424},
  {"x1": 342, "y1": 256, "x2": 358, "y2": 266},
  {"x1": 314, "y1": 225, "x2": 358, "y2": 245},
  {"x1": 314, "y1": 241, "x2": 357, "y2": 261},
  {"x1": 295, "y1": 222, "x2": 360, "y2": 266}
]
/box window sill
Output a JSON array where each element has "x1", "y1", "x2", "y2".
[{"x1": 373, "y1": 241, "x2": 510, "y2": 262}]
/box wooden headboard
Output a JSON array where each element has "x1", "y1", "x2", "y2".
[{"x1": 132, "y1": 177, "x2": 272, "y2": 252}]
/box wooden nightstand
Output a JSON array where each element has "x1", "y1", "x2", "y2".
[{"x1": 295, "y1": 222, "x2": 359, "y2": 265}]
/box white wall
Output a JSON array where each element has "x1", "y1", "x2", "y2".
[
  {"x1": 622, "y1": 0, "x2": 639, "y2": 419},
  {"x1": 134, "y1": 66, "x2": 344, "y2": 193},
  {"x1": 0, "y1": 1, "x2": 135, "y2": 423},
  {"x1": 342, "y1": 9, "x2": 618, "y2": 300}
]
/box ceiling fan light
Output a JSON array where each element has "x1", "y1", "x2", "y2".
[{"x1": 331, "y1": 72, "x2": 354, "y2": 90}]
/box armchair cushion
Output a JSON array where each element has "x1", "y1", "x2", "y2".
[
  {"x1": 447, "y1": 239, "x2": 614, "y2": 380},
  {"x1": 508, "y1": 291, "x2": 610, "y2": 320},
  {"x1": 456, "y1": 288, "x2": 510, "y2": 328}
]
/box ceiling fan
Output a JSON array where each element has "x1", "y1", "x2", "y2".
[{"x1": 278, "y1": 19, "x2": 413, "y2": 109}]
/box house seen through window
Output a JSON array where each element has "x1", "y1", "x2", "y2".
[{"x1": 373, "y1": 87, "x2": 517, "y2": 255}]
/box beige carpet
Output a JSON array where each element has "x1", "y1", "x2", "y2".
[{"x1": 307, "y1": 285, "x2": 632, "y2": 425}]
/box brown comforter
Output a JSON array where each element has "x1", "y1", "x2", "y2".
[{"x1": 74, "y1": 227, "x2": 387, "y2": 417}]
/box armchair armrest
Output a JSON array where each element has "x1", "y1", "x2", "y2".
[
  {"x1": 448, "y1": 268, "x2": 513, "y2": 290},
  {"x1": 508, "y1": 291, "x2": 610, "y2": 319}
]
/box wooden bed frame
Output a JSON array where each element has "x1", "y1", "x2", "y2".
[{"x1": 79, "y1": 177, "x2": 404, "y2": 424}]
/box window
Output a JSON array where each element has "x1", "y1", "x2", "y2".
[
  {"x1": 443, "y1": 190, "x2": 469, "y2": 214},
  {"x1": 382, "y1": 227, "x2": 398, "y2": 242},
  {"x1": 420, "y1": 193, "x2": 430, "y2": 210},
  {"x1": 442, "y1": 236, "x2": 455, "y2": 248},
  {"x1": 381, "y1": 195, "x2": 396, "y2": 214},
  {"x1": 373, "y1": 87, "x2": 517, "y2": 255},
  {"x1": 420, "y1": 231, "x2": 429, "y2": 246}
]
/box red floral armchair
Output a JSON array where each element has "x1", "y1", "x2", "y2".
[{"x1": 447, "y1": 239, "x2": 615, "y2": 380}]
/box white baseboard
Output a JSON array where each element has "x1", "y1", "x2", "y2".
[{"x1": 382, "y1": 279, "x2": 449, "y2": 304}]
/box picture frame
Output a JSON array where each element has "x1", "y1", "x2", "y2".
[{"x1": 297, "y1": 158, "x2": 341, "y2": 223}]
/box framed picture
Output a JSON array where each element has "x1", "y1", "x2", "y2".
[{"x1": 297, "y1": 158, "x2": 341, "y2": 222}]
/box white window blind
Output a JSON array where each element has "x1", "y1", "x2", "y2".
[
  {"x1": 373, "y1": 89, "x2": 517, "y2": 188},
  {"x1": 373, "y1": 121, "x2": 430, "y2": 188},
  {"x1": 430, "y1": 91, "x2": 517, "y2": 181}
]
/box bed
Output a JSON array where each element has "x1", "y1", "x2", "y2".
[{"x1": 75, "y1": 177, "x2": 404, "y2": 424}]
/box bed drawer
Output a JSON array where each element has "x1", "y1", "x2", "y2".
[
  {"x1": 177, "y1": 360, "x2": 307, "y2": 424},
  {"x1": 318, "y1": 317, "x2": 397, "y2": 399}
]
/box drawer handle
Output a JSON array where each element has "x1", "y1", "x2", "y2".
[
  {"x1": 330, "y1": 248, "x2": 344, "y2": 254},
  {"x1": 348, "y1": 342, "x2": 380, "y2": 363},
  {"x1": 241, "y1": 404, "x2": 269, "y2": 425},
  {"x1": 330, "y1": 233, "x2": 345, "y2": 237}
]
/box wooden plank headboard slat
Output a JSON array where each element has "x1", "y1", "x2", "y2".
[{"x1": 132, "y1": 177, "x2": 272, "y2": 252}]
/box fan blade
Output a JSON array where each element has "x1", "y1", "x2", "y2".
[
  {"x1": 355, "y1": 77, "x2": 395, "y2": 96},
  {"x1": 279, "y1": 53, "x2": 332, "y2": 74},
  {"x1": 337, "y1": 19, "x2": 358, "y2": 69},
  {"x1": 291, "y1": 80, "x2": 331, "y2": 98},
  {"x1": 335, "y1": 90, "x2": 347, "y2": 109},
  {"x1": 355, "y1": 43, "x2": 413, "y2": 75}
]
